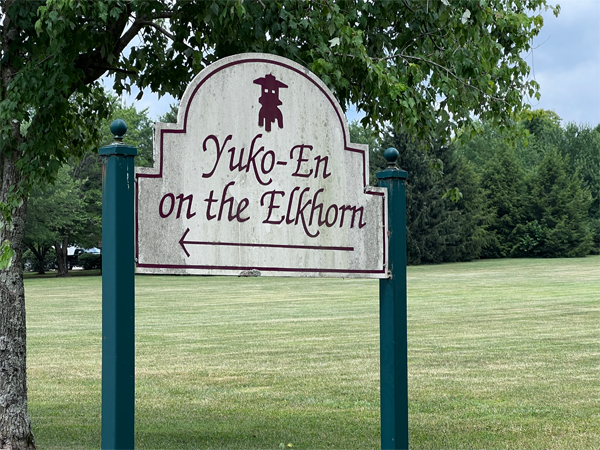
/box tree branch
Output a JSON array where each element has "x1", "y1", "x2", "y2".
[
  {"x1": 35, "y1": 54, "x2": 54, "y2": 67},
  {"x1": 138, "y1": 20, "x2": 174, "y2": 41},
  {"x1": 401, "y1": 0, "x2": 415, "y2": 13},
  {"x1": 112, "y1": 11, "x2": 144, "y2": 58},
  {"x1": 76, "y1": 5, "x2": 136, "y2": 85},
  {"x1": 76, "y1": 6, "x2": 190, "y2": 87},
  {"x1": 152, "y1": 10, "x2": 175, "y2": 19},
  {"x1": 374, "y1": 53, "x2": 504, "y2": 103},
  {"x1": 88, "y1": 65, "x2": 137, "y2": 75}
]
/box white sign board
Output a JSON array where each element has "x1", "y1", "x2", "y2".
[{"x1": 136, "y1": 53, "x2": 388, "y2": 278}]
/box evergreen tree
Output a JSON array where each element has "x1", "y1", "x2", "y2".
[
  {"x1": 522, "y1": 110, "x2": 563, "y2": 161},
  {"x1": 159, "y1": 103, "x2": 180, "y2": 124},
  {"x1": 511, "y1": 151, "x2": 593, "y2": 257},
  {"x1": 381, "y1": 131, "x2": 489, "y2": 264},
  {"x1": 458, "y1": 114, "x2": 599, "y2": 258},
  {"x1": 559, "y1": 123, "x2": 600, "y2": 253},
  {"x1": 443, "y1": 155, "x2": 492, "y2": 262},
  {"x1": 479, "y1": 146, "x2": 527, "y2": 258}
]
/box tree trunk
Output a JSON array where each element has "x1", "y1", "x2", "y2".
[
  {"x1": 54, "y1": 237, "x2": 69, "y2": 277},
  {"x1": 1, "y1": 5, "x2": 36, "y2": 448},
  {"x1": 34, "y1": 254, "x2": 45, "y2": 276},
  {"x1": 35, "y1": 253, "x2": 46, "y2": 276},
  {"x1": 24, "y1": 245, "x2": 46, "y2": 275},
  {"x1": 0, "y1": 156, "x2": 36, "y2": 449}
]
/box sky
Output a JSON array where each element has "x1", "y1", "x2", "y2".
[
  {"x1": 525, "y1": 0, "x2": 600, "y2": 126},
  {"x1": 114, "y1": 0, "x2": 600, "y2": 127}
]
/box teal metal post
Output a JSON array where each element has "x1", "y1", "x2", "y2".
[
  {"x1": 377, "y1": 148, "x2": 409, "y2": 450},
  {"x1": 99, "y1": 120, "x2": 137, "y2": 450}
]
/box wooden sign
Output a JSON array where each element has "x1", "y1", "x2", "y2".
[{"x1": 136, "y1": 53, "x2": 388, "y2": 278}]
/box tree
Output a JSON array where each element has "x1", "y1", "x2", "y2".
[
  {"x1": 523, "y1": 109, "x2": 563, "y2": 157},
  {"x1": 348, "y1": 120, "x2": 383, "y2": 186},
  {"x1": 22, "y1": 101, "x2": 155, "y2": 277},
  {"x1": 351, "y1": 121, "x2": 491, "y2": 265},
  {"x1": 158, "y1": 102, "x2": 179, "y2": 124},
  {"x1": 511, "y1": 150, "x2": 594, "y2": 257},
  {"x1": 559, "y1": 122, "x2": 600, "y2": 253},
  {"x1": 379, "y1": 130, "x2": 490, "y2": 264},
  {"x1": 22, "y1": 197, "x2": 55, "y2": 274},
  {"x1": 479, "y1": 146, "x2": 528, "y2": 258},
  {"x1": 455, "y1": 113, "x2": 599, "y2": 259},
  {"x1": 516, "y1": 112, "x2": 599, "y2": 255},
  {"x1": 21, "y1": 247, "x2": 56, "y2": 275},
  {"x1": 74, "y1": 100, "x2": 155, "y2": 248},
  {"x1": 99, "y1": 101, "x2": 154, "y2": 167},
  {"x1": 0, "y1": 1, "x2": 555, "y2": 447},
  {"x1": 24, "y1": 166, "x2": 87, "y2": 277}
]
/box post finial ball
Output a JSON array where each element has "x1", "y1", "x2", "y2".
[
  {"x1": 110, "y1": 119, "x2": 128, "y2": 142},
  {"x1": 383, "y1": 147, "x2": 399, "y2": 166}
]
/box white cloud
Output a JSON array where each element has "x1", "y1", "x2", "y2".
[{"x1": 525, "y1": 0, "x2": 600, "y2": 125}]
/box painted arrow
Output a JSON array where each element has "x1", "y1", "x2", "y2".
[
  {"x1": 179, "y1": 228, "x2": 354, "y2": 258},
  {"x1": 179, "y1": 228, "x2": 193, "y2": 257}
]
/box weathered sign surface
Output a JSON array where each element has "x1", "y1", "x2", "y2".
[{"x1": 136, "y1": 53, "x2": 388, "y2": 277}]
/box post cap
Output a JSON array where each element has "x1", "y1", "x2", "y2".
[
  {"x1": 99, "y1": 119, "x2": 137, "y2": 156},
  {"x1": 110, "y1": 119, "x2": 128, "y2": 142},
  {"x1": 383, "y1": 147, "x2": 399, "y2": 167},
  {"x1": 376, "y1": 147, "x2": 407, "y2": 180}
]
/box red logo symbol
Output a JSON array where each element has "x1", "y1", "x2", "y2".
[{"x1": 253, "y1": 74, "x2": 288, "y2": 132}]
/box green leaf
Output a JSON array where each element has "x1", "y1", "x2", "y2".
[
  {"x1": 0, "y1": 240, "x2": 15, "y2": 270},
  {"x1": 461, "y1": 9, "x2": 471, "y2": 24},
  {"x1": 443, "y1": 187, "x2": 463, "y2": 202}
]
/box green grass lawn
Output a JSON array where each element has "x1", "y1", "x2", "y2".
[{"x1": 25, "y1": 257, "x2": 599, "y2": 449}]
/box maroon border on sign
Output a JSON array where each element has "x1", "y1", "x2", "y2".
[
  {"x1": 136, "y1": 56, "x2": 387, "y2": 276},
  {"x1": 136, "y1": 263, "x2": 381, "y2": 274}
]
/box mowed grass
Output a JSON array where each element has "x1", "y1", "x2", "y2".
[{"x1": 25, "y1": 257, "x2": 599, "y2": 449}]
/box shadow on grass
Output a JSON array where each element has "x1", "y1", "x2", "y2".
[{"x1": 24, "y1": 269, "x2": 101, "y2": 279}]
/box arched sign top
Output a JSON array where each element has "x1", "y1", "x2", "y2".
[{"x1": 136, "y1": 53, "x2": 388, "y2": 278}]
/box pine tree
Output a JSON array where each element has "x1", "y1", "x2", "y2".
[
  {"x1": 511, "y1": 151, "x2": 593, "y2": 257},
  {"x1": 559, "y1": 123, "x2": 600, "y2": 254},
  {"x1": 381, "y1": 131, "x2": 489, "y2": 264},
  {"x1": 479, "y1": 147, "x2": 527, "y2": 257},
  {"x1": 442, "y1": 155, "x2": 492, "y2": 262}
]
